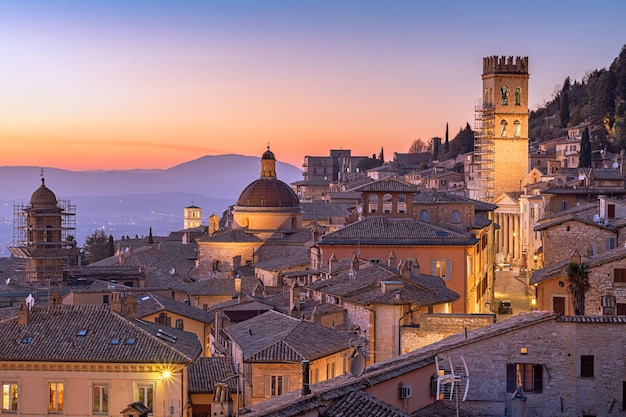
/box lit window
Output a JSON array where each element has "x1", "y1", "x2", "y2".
[
  {"x1": 92, "y1": 384, "x2": 108, "y2": 415},
  {"x1": 2, "y1": 383, "x2": 18, "y2": 413},
  {"x1": 48, "y1": 382, "x2": 64, "y2": 414},
  {"x1": 506, "y1": 363, "x2": 543, "y2": 393}
]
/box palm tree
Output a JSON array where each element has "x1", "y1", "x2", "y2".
[{"x1": 564, "y1": 258, "x2": 590, "y2": 315}]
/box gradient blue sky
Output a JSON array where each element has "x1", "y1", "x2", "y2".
[{"x1": 1, "y1": 0, "x2": 625, "y2": 170}]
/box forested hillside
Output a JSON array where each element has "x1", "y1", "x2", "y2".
[{"x1": 529, "y1": 44, "x2": 626, "y2": 151}]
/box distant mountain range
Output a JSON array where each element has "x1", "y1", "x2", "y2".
[{"x1": 0, "y1": 154, "x2": 302, "y2": 256}]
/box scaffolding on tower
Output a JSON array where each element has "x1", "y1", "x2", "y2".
[{"x1": 469, "y1": 99, "x2": 496, "y2": 202}]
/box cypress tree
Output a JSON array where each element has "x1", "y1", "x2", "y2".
[
  {"x1": 443, "y1": 123, "x2": 450, "y2": 153},
  {"x1": 148, "y1": 227, "x2": 154, "y2": 244},
  {"x1": 107, "y1": 235, "x2": 115, "y2": 257},
  {"x1": 578, "y1": 127, "x2": 592, "y2": 167}
]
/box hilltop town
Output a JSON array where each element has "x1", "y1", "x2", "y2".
[{"x1": 3, "y1": 54, "x2": 626, "y2": 417}]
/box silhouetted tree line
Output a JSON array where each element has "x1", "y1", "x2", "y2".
[{"x1": 529, "y1": 44, "x2": 626, "y2": 152}]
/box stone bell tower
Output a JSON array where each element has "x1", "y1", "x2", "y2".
[{"x1": 470, "y1": 56, "x2": 529, "y2": 202}]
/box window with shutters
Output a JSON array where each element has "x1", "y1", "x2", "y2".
[
  {"x1": 614, "y1": 269, "x2": 626, "y2": 283},
  {"x1": 431, "y1": 259, "x2": 452, "y2": 280},
  {"x1": 506, "y1": 363, "x2": 543, "y2": 393},
  {"x1": 265, "y1": 375, "x2": 288, "y2": 398}
]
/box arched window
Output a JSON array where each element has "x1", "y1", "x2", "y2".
[
  {"x1": 368, "y1": 194, "x2": 378, "y2": 213},
  {"x1": 420, "y1": 209, "x2": 430, "y2": 222},
  {"x1": 501, "y1": 85, "x2": 509, "y2": 105},
  {"x1": 383, "y1": 193, "x2": 392, "y2": 213},
  {"x1": 397, "y1": 194, "x2": 406, "y2": 213},
  {"x1": 515, "y1": 87, "x2": 521, "y2": 105},
  {"x1": 451, "y1": 210, "x2": 461, "y2": 223},
  {"x1": 514, "y1": 120, "x2": 521, "y2": 137},
  {"x1": 500, "y1": 120, "x2": 508, "y2": 137}
]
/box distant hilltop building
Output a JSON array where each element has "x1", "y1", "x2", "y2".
[
  {"x1": 184, "y1": 204, "x2": 203, "y2": 229},
  {"x1": 9, "y1": 175, "x2": 78, "y2": 283},
  {"x1": 468, "y1": 55, "x2": 529, "y2": 202}
]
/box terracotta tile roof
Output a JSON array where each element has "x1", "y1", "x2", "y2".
[
  {"x1": 355, "y1": 177, "x2": 419, "y2": 193},
  {"x1": 301, "y1": 201, "x2": 351, "y2": 221},
  {"x1": 135, "y1": 292, "x2": 214, "y2": 323},
  {"x1": 200, "y1": 229, "x2": 262, "y2": 243},
  {"x1": 188, "y1": 357, "x2": 238, "y2": 393},
  {"x1": 224, "y1": 310, "x2": 354, "y2": 362},
  {"x1": 309, "y1": 263, "x2": 458, "y2": 306},
  {"x1": 185, "y1": 277, "x2": 262, "y2": 297},
  {"x1": 319, "y1": 217, "x2": 477, "y2": 245},
  {"x1": 322, "y1": 390, "x2": 411, "y2": 416},
  {"x1": 254, "y1": 256, "x2": 311, "y2": 272},
  {"x1": 0, "y1": 304, "x2": 201, "y2": 363}
]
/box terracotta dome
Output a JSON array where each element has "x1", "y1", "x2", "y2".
[
  {"x1": 30, "y1": 179, "x2": 58, "y2": 207},
  {"x1": 236, "y1": 178, "x2": 299, "y2": 208}
]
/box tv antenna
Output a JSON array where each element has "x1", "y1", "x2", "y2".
[{"x1": 435, "y1": 355, "x2": 470, "y2": 417}]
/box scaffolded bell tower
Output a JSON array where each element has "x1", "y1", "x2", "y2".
[
  {"x1": 470, "y1": 56, "x2": 529, "y2": 202},
  {"x1": 10, "y1": 175, "x2": 77, "y2": 284}
]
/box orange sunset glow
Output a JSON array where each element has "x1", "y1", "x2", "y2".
[{"x1": 1, "y1": 1, "x2": 625, "y2": 170}]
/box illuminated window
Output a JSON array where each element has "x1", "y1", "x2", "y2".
[
  {"x1": 48, "y1": 382, "x2": 64, "y2": 414},
  {"x1": 506, "y1": 363, "x2": 543, "y2": 393},
  {"x1": 92, "y1": 384, "x2": 109, "y2": 415},
  {"x1": 432, "y1": 259, "x2": 451, "y2": 279},
  {"x1": 2, "y1": 383, "x2": 18, "y2": 413}
]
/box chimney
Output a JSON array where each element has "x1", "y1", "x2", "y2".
[
  {"x1": 124, "y1": 295, "x2": 137, "y2": 319},
  {"x1": 328, "y1": 253, "x2": 338, "y2": 275},
  {"x1": 111, "y1": 292, "x2": 122, "y2": 313},
  {"x1": 350, "y1": 253, "x2": 359, "y2": 272},
  {"x1": 49, "y1": 289, "x2": 62, "y2": 306},
  {"x1": 411, "y1": 259, "x2": 420, "y2": 276},
  {"x1": 211, "y1": 382, "x2": 234, "y2": 416},
  {"x1": 301, "y1": 360, "x2": 311, "y2": 396},
  {"x1": 388, "y1": 251, "x2": 397, "y2": 268},
  {"x1": 235, "y1": 277, "x2": 241, "y2": 295},
  {"x1": 18, "y1": 301, "x2": 29, "y2": 325},
  {"x1": 399, "y1": 260, "x2": 412, "y2": 279}
]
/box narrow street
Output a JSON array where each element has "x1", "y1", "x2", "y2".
[{"x1": 493, "y1": 267, "x2": 536, "y2": 320}]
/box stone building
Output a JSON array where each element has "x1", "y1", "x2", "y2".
[{"x1": 239, "y1": 311, "x2": 626, "y2": 417}]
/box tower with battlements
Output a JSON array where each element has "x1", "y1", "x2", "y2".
[{"x1": 469, "y1": 56, "x2": 529, "y2": 202}]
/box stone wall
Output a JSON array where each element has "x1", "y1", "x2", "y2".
[{"x1": 401, "y1": 313, "x2": 496, "y2": 352}]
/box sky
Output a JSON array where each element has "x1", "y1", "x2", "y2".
[{"x1": 1, "y1": 1, "x2": 625, "y2": 171}]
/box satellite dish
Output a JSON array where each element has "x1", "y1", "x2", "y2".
[
  {"x1": 593, "y1": 213, "x2": 601, "y2": 223},
  {"x1": 349, "y1": 351, "x2": 366, "y2": 377},
  {"x1": 613, "y1": 161, "x2": 619, "y2": 169}
]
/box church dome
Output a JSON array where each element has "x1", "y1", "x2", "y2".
[
  {"x1": 236, "y1": 178, "x2": 300, "y2": 208},
  {"x1": 235, "y1": 146, "x2": 300, "y2": 209},
  {"x1": 30, "y1": 178, "x2": 58, "y2": 207}
]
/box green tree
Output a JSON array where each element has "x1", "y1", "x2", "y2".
[
  {"x1": 564, "y1": 259, "x2": 590, "y2": 315},
  {"x1": 84, "y1": 229, "x2": 111, "y2": 264},
  {"x1": 578, "y1": 127, "x2": 592, "y2": 167}
]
